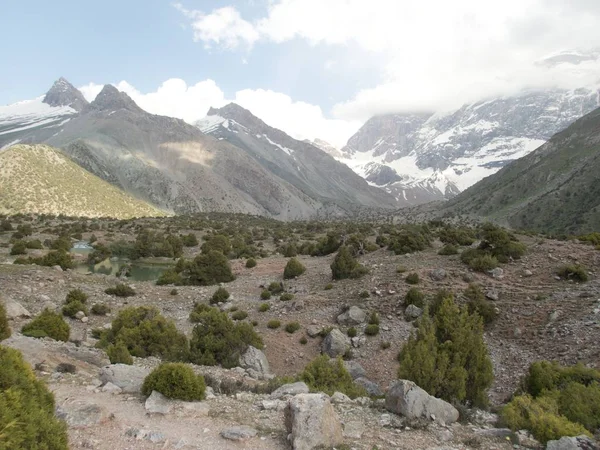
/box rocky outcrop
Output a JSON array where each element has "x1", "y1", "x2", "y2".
[
  {"x1": 42, "y1": 77, "x2": 88, "y2": 112},
  {"x1": 546, "y1": 436, "x2": 599, "y2": 450},
  {"x1": 239, "y1": 345, "x2": 271, "y2": 379},
  {"x1": 285, "y1": 393, "x2": 343, "y2": 450},
  {"x1": 405, "y1": 304, "x2": 423, "y2": 320},
  {"x1": 270, "y1": 382, "x2": 309, "y2": 400},
  {"x1": 385, "y1": 380, "x2": 459, "y2": 425},
  {"x1": 220, "y1": 426, "x2": 258, "y2": 441},
  {"x1": 2, "y1": 297, "x2": 31, "y2": 319},
  {"x1": 321, "y1": 328, "x2": 351, "y2": 358}
]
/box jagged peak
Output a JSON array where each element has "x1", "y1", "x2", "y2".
[
  {"x1": 42, "y1": 77, "x2": 88, "y2": 112},
  {"x1": 88, "y1": 84, "x2": 143, "y2": 113},
  {"x1": 208, "y1": 103, "x2": 266, "y2": 130}
]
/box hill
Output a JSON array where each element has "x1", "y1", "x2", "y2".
[
  {"x1": 443, "y1": 106, "x2": 600, "y2": 234},
  {"x1": 0, "y1": 144, "x2": 165, "y2": 219}
]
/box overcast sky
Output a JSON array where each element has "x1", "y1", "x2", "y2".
[{"x1": 2, "y1": 0, "x2": 600, "y2": 147}]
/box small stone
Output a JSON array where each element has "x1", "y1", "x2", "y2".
[
  {"x1": 101, "y1": 382, "x2": 122, "y2": 394},
  {"x1": 75, "y1": 311, "x2": 86, "y2": 320},
  {"x1": 405, "y1": 304, "x2": 423, "y2": 320},
  {"x1": 430, "y1": 269, "x2": 447, "y2": 281},
  {"x1": 522, "y1": 269, "x2": 533, "y2": 277},
  {"x1": 330, "y1": 392, "x2": 352, "y2": 404},
  {"x1": 145, "y1": 390, "x2": 172, "y2": 415},
  {"x1": 379, "y1": 413, "x2": 392, "y2": 427},
  {"x1": 489, "y1": 267, "x2": 504, "y2": 279},
  {"x1": 81, "y1": 316, "x2": 89, "y2": 323},
  {"x1": 485, "y1": 289, "x2": 500, "y2": 301},
  {"x1": 220, "y1": 426, "x2": 258, "y2": 441},
  {"x1": 306, "y1": 325, "x2": 321, "y2": 338}
]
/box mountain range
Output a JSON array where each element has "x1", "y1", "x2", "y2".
[{"x1": 0, "y1": 78, "x2": 396, "y2": 219}]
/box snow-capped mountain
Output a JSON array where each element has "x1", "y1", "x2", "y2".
[{"x1": 340, "y1": 87, "x2": 600, "y2": 205}]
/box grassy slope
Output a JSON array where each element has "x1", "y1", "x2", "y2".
[
  {"x1": 0, "y1": 144, "x2": 166, "y2": 219},
  {"x1": 445, "y1": 107, "x2": 600, "y2": 234}
]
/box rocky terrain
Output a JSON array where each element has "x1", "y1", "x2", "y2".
[{"x1": 1, "y1": 214, "x2": 599, "y2": 449}]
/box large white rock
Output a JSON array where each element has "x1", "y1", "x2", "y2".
[
  {"x1": 239, "y1": 345, "x2": 270, "y2": 378},
  {"x1": 145, "y1": 390, "x2": 172, "y2": 415},
  {"x1": 336, "y1": 306, "x2": 367, "y2": 326},
  {"x1": 285, "y1": 393, "x2": 343, "y2": 450},
  {"x1": 321, "y1": 328, "x2": 350, "y2": 358},
  {"x1": 270, "y1": 382, "x2": 309, "y2": 399},
  {"x1": 100, "y1": 364, "x2": 150, "y2": 394},
  {"x1": 385, "y1": 380, "x2": 459, "y2": 425},
  {"x1": 2, "y1": 297, "x2": 31, "y2": 319}
]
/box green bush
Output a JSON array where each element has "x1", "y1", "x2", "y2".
[
  {"x1": 285, "y1": 321, "x2": 301, "y2": 333},
  {"x1": 359, "y1": 290, "x2": 370, "y2": 299},
  {"x1": 324, "y1": 283, "x2": 333, "y2": 290},
  {"x1": 284, "y1": 257, "x2": 306, "y2": 279},
  {"x1": 0, "y1": 304, "x2": 10, "y2": 341},
  {"x1": 260, "y1": 290, "x2": 272, "y2": 300},
  {"x1": 398, "y1": 295, "x2": 493, "y2": 407},
  {"x1": 300, "y1": 355, "x2": 367, "y2": 398},
  {"x1": 13, "y1": 250, "x2": 74, "y2": 270},
  {"x1": 106, "y1": 342, "x2": 133, "y2": 365},
  {"x1": 396, "y1": 265, "x2": 407, "y2": 273},
  {"x1": 99, "y1": 306, "x2": 188, "y2": 360},
  {"x1": 156, "y1": 269, "x2": 183, "y2": 286},
  {"x1": 181, "y1": 233, "x2": 199, "y2": 247},
  {"x1": 464, "y1": 284, "x2": 497, "y2": 326},
  {"x1": 105, "y1": 283, "x2": 136, "y2": 297},
  {"x1": 10, "y1": 241, "x2": 27, "y2": 255},
  {"x1": 438, "y1": 244, "x2": 459, "y2": 255},
  {"x1": 331, "y1": 246, "x2": 368, "y2": 280},
  {"x1": 210, "y1": 287, "x2": 230, "y2": 304},
  {"x1": 66, "y1": 289, "x2": 88, "y2": 304},
  {"x1": 201, "y1": 234, "x2": 231, "y2": 255},
  {"x1": 21, "y1": 309, "x2": 69, "y2": 342},
  {"x1": 25, "y1": 239, "x2": 43, "y2": 249},
  {"x1": 245, "y1": 258, "x2": 257, "y2": 268},
  {"x1": 268, "y1": 282, "x2": 284, "y2": 294},
  {"x1": 439, "y1": 226, "x2": 475, "y2": 246},
  {"x1": 502, "y1": 394, "x2": 590, "y2": 444},
  {"x1": 522, "y1": 361, "x2": 600, "y2": 398},
  {"x1": 405, "y1": 273, "x2": 420, "y2": 284},
  {"x1": 0, "y1": 220, "x2": 12, "y2": 231},
  {"x1": 267, "y1": 320, "x2": 281, "y2": 329},
  {"x1": 91, "y1": 303, "x2": 111, "y2": 316},
  {"x1": 347, "y1": 327, "x2": 357, "y2": 338},
  {"x1": 188, "y1": 305, "x2": 263, "y2": 368},
  {"x1": 280, "y1": 293, "x2": 294, "y2": 301},
  {"x1": 387, "y1": 228, "x2": 431, "y2": 255},
  {"x1": 142, "y1": 363, "x2": 205, "y2": 401},
  {"x1": 381, "y1": 341, "x2": 391, "y2": 350},
  {"x1": 556, "y1": 265, "x2": 589, "y2": 282},
  {"x1": 365, "y1": 324, "x2": 380, "y2": 336},
  {"x1": 62, "y1": 300, "x2": 88, "y2": 318},
  {"x1": 179, "y1": 251, "x2": 235, "y2": 286},
  {"x1": 231, "y1": 310, "x2": 248, "y2": 321},
  {"x1": 0, "y1": 345, "x2": 69, "y2": 450},
  {"x1": 258, "y1": 303, "x2": 270, "y2": 312},
  {"x1": 300, "y1": 336, "x2": 308, "y2": 345},
  {"x1": 170, "y1": 288, "x2": 178, "y2": 296},
  {"x1": 368, "y1": 311, "x2": 380, "y2": 325},
  {"x1": 468, "y1": 254, "x2": 499, "y2": 272},
  {"x1": 405, "y1": 288, "x2": 425, "y2": 308}
]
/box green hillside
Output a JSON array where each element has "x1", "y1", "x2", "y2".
[
  {"x1": 445, "y1": 107, "x2": 600, "y2": 235},
  {"x1": 0, "y1": 144, "x2": 166, "y2": 219}
]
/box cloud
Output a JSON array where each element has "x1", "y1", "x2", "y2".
[
  {"x1": 79, "y1": 79, "x2": 358, "y2": 148},
  {"x1": 176, "y1": 0, "x2": 600, "y2": 120},
  {"x1": 173, "y1": 3, "x2": 259, "y2": 49}
]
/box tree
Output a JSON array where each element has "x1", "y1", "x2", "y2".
[
  {"x1": 180, "y1": 251, "x2": 235, "y2": 286},
  {"x1": 21, "y1": 309, "x2": 70, "y2": 342},
  {"x1": 398, "y1": 295, "x2": 493, "y2": 407},
  {"x1": 0, "y1": 304, "x2": 10, "y2": 341},
  {"x1": 283, "y1": 257, "x2": 306, "y2": 279},
  {"x1": 201, "y1": 234, "x2": 231, "y2": 255},
  {"x1": 330, "y1": 246, "x2": 367, "y2": 280},
  {"x1": 9, "y1": 241, "x2": 27, "y2": 256}
]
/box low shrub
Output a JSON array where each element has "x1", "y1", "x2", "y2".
[
  {"x1": 141, "y1": 363, "x2": 206, "y2": 401},
  {"x1": 324, "y1": 283, "x2": 333, "y2": 290},
  {"x1": 156, "y1": 269, "x2": 183, "y2": 286},
  {"x1": 210, "y1": 287, "x2": 230, "y2": 305},
  {"x1": 300, "y1": 355, "x2": 367, "y2": 398},
  {"x1": 365, "y1": 324, "x2": 380, "y2": 336},
  {"x1": 438, "y1": 244, "x2": 459, "y2": 255},
  {"x1": 267, "y1": 281, "x2": 284, "y2": 294},
  {"x1": 62, "y1": 300, "x2": 88, "y2": 318},
  {"x1": 0, "y1": 345, "x2": 69, "y2": 450},
  {"x1": 245, "y1": 258, "x2": 257, "y2": 268},
  {"x1": 258, "y1": 303, "x2": 270, "y2": 312},
  {"x1": 267, "y1": 320, "x2": 281, "y2": 329},
  {"x1": 179, "y1": 251, "x2": 235, "y2": 286},
  {"x1": 347, "y1": 327, "x2": 357, "y2": 338},
  {"x1": 280, "y1": 292, "x2": 294, "y2": 301},
  {"x1": 368, "y1": 311, "x2": 380, "y2": 325},
  {"x1": 231, "y1": 310, "x2": 248, "y2": 321},
  {"x1": 285, "y1": 321, "x2": 301, "y2": 333},
  {"x1": 21, "y1": 309, "x2": 69, "y2": 341},
  {"x1": 300, "y1": 336, "x2": 308, "y2": 345},
  {"x1": 25, "y1": 239, "x2": 43, "y2": 249},
  {"x1": 65, "y1": 289, "x2": 88, "y2": 304},
  {"x1": 396, "y1": 265, "x2": 407, "y2": 273},
  {"x1": 467, "y1": 253, "x2": 499, "y2": 272},
  {"x1": 556, "y1": 265, "x2": 589, "y2": 282},
  {"x1": 10, "y1": 240, "x2": 27, "y2": 255},
  {"x1": 0, "y1": 303, "x2": 10, "y2": 341},
  {"x1": 359, "y1": 290, "x2": 370, "y2": 299},
  {"x1": 405, "y1": 288, "x2": 425, "y2": 308},
  {"x1": 188, "y1": 305, "x2": 263, "y2": 368},
  {"x1": 170, "y1": 288, "x2": 178, "y2": 296},
  {"x1": 260, "y1": 290, "x2": 272, "y2": 300},
  {"x1": 106, "y1": 342, "x2": 133, "y2": 365},
  {"x1": 380, "y1": 341, "x2": 391, "y2": 349},
  {"x1": 405, "y1": 273, "x2": 420, "y2": 284},
  {"x1": 330, "y1": 246, "x2": 368, "y2": 280},
  {"x1": 13, "y1": 250, "x2": 74, "y2": 270},
  {"x1": 283, "y1": 257, "x2": 306, "y2": 279},
  {"x1": 91, "y1": 303, "x2": 111, "y2": 316},
  {"x1": 464, "y1": 284, "x2": 497, "y2": 326},
  {"x1": 105, "y1": 283, "x2": 136, "y2": 297}
]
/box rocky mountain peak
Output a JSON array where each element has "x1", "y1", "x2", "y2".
[
  {"x1": 89, "y1": 84, "x2": 143, "y2": 113},
  {"x1": 208, "y1": 103, "x2": 267, "y2": 131},
  {"x1": 42, "y1": 77, "x2": 88, "y2": 112}
]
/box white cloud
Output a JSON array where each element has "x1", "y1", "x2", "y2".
[
  {"x1": 176, "y1": 0, "x2": 600, "y2": 121},
  {"x1": 173, "y1": 3, "x2": 259, "y2": 49},
  {"x1": 79, "y1": 79, "x2": 357, "y2": 148}
]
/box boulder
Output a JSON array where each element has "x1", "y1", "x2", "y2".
[
  {"x1": 239, "y1": 346, "x2": 270, "y2": 379},
  {"x1": 101, "y1": 382, "x2": 122, "y2": 394},
  {"x1": 145, "y1": 390, "x2": 172, "y2": 415},
  {"x1": 355, "y1": 377, "x2": 383, "y2": 396},
  {"x1": 321, "y1": 328, "x2": 350, "y2": 358},
  {"x1": 330, "y1": 392, "x2": 352, "y2": 404},
  {"x1": 485, "y1": 289, "x2": 500, "y2": 301},
  {"x1": 489, "y1": 267, "x2": 504, "y2": 279},
  {"x1": 220, "y1": 426, "x2": 258, "y2": 441},
  {"x1": 343, "y1": 360, "x2": 366, "y2": 380},
  {"x1": 430, "y1": 269, "x2": 447, "y2": 281},
  {"x1": 405, "y1": 304, "x2": 423, "y2": 320},
  {"x1": 56, "y1": 402, "x2": 109, "y2": 428},
  {"x1": 336, "y1": 306, "x2": 366, "y2": 326},
  {"x1": 306, "y1": 325, "x2": 321, "y2": 338},
  {"x1": 285, "y1": 393, "x2": 343, "y2": 450},
  {"x1": 99, "y1": 364, "x2": 150, "y2": 394},
  {"x1": 2, "y1": 298, "x2": 31, "y2": 319},
  {"x1": 385, "y1": 379, "x2": 459, "y2": 425},
  {"x1": 546, "y1": 436, "x2": 599, "y2": 450},
  {"x1": 270, "y1": 381, "x2": 309, "y2": 399}
]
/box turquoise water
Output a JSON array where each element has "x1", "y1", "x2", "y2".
[{"x1": 74, "y1": 258, "x2": 171, "y2": 281}]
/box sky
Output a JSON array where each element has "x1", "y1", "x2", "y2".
[{"x1": 2, "y1": 0, "x2": 600, "y2": 147}]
